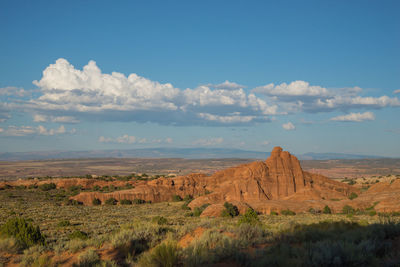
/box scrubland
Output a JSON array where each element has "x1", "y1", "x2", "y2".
[{"x1": 1, "y1": 183, "x2": 400, "y2": 266}]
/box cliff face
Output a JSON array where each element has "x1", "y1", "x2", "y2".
[
  {"x1": 188, "y1": 147, "x2": 355, "y2": 210},
  {"x1": 265, "y1": 146, "x2": 307, "y2": 198}
]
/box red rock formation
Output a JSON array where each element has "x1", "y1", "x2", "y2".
[
  {"x1": 68, "y1": 146, "x2": 359, "y2": 213},
  {"x1": 10, "y1": 146, "x2": 398, "y2": 215}
]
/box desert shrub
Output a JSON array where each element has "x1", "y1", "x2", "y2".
[
  {"x1": 138, "y1": 241, "x2": 180, "y2": 267},
  {"x1": 0, "y1": 217, "x2": 45, "y2": 248},
  {"x1": 57, "y1": 220, "x2": 71, "y2": 227},
  {"x1": 38, "y1": 183, "x2": 56, "y2": 191},
  {"x1": 20, "y1": 245, "x2": 49, "y2": 267},
  {"x1": 184, "y1": 229, "x2": 240, "y2": 266},
  {"x1": 281, "y1": 209, "x2": 296, "y2": 216},
  {"x1": 0, "y1": 237, "x2": 22, "y2": 253},
  {"x1": 235, "y1": 223, "x2": 265, "y2": 246},
  {"x1": 221, "y1": 202, "x2": 239, "y2": 217},
  {"x1": 120, "y1": 199, "x2": 132, "y2": 205},
  {"x1": 181, "y1": 202, "x2": 191, "y2": 210},
  {"x1": 68, "y1": 230, "x2": 89, "y2": 240},
  {"x1": 342, "y1": 205, "x2": 355, "y2": 214},
  {"x1": 92, "y1": 198, "x2": 101, "y2": 205},
  {"x1": 323, "y1": 205, "x2": 332, "y2": 214},
  {"x1": 193, "y1": 204, "x2": 210, "y2": 217},
  {"x1": 183, "y1": 195, "x2": 193, "y2": 202},
  {"x1": 270, "y1": 211, "x2": 279, "y2": 216},
  {"x1": 105, "y1": 197, "x2": 118, "y2": 205},
  {"x1": 152, "y1": 216, "x2": 168, "y2": 225},
  {"x1": 15, "y1": 185, "x2": 27, "y2": 190},
  {"x1": 68, "y1": 185, "x2": 82, "y2": 192},
  {"x1": 102, "y1": 186, "x2": 110, "y2": 191},
  {"x1": 238, "y1": 208, "x2": 260, "y2": 225},
  {"x1": 28, "y1": 184, "x2": 38, "y2": 189},
  {"x1": 65, "y1": 238, "x2": 89, "y2": 253},
  {"x1": 348, "y1": 192, "x2": 358, "y2": 200},
  {"x1": 76, "y1": 248, "x2": 100, "y2": 267},
  {"x1": 133, "y1": 198, "x2": 146, "y2": 204},
  {"x1": 111, "y1": 226, "x2": 167, "y2": 259},
  {"x1": 369, "y1": 210, "x2": 377, "y2": 216},
  {"x1": 124, "y1": 183, "x2": 133, "y2": 189},
  {"x1": 65, "y1": 199, "x2": 83, "y2": 206},
  {"x1": 172, "y1": 194, "x2": 183, "y2": 202},
  {"x1": 92, "y1": 185, "x2": 101, "y2": 191}
]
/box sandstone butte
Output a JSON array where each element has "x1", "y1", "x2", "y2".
[{"x1": 2, "y1": 146, "x2": 400, "y2": 216}]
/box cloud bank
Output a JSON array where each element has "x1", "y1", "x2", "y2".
[
  {"x1": 1, "y1": 58, "x2": 398, "y2": 130},
  {"x1": 27, "y1": 59, "x2": 276, "y2": 126}
]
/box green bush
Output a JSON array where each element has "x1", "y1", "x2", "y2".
[
  {"x1": 183, "y1": 195, "x2": 193, "y2": 202},
  {"x1": 172, "y1": 195, "x2": 183, "y2": 202},
  {"x1": 238, "y1": 208, "x2": 260, "y2": 225},
  {"x1": 133, "y1": 198, "x2": 146, "y2": 204},
  {"x1": 192, "y1": 204, "x2": 210, "y2": 217},
  {"x1": 181, "y1": 202, "x2": 191, "y2": 210},
  {"x1": 92, "y1": 198, "x2": 101, "y2": 205},
  {"x1": 270, "y1": 211, "x2": 279, "y2": 216},
  {"x1": 342, "y1": 205, "x2": 355, "y2": 214},
  {"x1": 152, "y1": 216, "x2": 168, "y2": 225},
  {"x1": 68, "y1": 230, "x2": 88, "y2": 240},
  {"x1": 65, "y1": 199, "x2": 83, "y2": 206},
  {"x1": 348, "y1": 192, "x2": 358, "y2": 200},
  {"x1": 323, "y1": 205, "x2": 332, "y2": 214},
  {"x1": 38, "y1": 183, "x2": 56, "y2": 191},
  {"x1": 57, "y1": 220, "x2": 71, "y2": 227},
  {"x1": 68, "y1": 185, "x2": 82, "y2": 192},
  {"x1": 0, "y1": 217, "x2": 45, "y2": 248},
  {"x1": 221, "y1": 202, "x2": 239, "y2": 217},
  {"x1": 92, "y1": 185, "x2": 101, "y2": 191},
  {"x1": 28, "y1": 184, "x2": 38, "y2": 189},
  {"x1": 105, "y1": 198, "x2": 118, "y2": 205},
  {"x1": 281, "y1": 209, "x2": 296, "y2": 216},
  {"x1": 120, "y1": 199, "x2": 132, "y2": 205},
  {"x1": 369, "y1": 210, "x2": 377, "y2": 216}
]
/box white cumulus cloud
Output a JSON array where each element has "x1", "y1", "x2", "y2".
[
  {"x1": 330, "y1": 112, "x2": 375, "y2": 122},
  {"x1": 282, "y1": 122, "x2": 295, "y2": 130},
  {"x1": 253, "y1": 80, "x2": 329, "y2": 97},
  {"x1": 394, "y1": 89, "x2": 400, "y2": 94},
  {"x1": 25, "y1": 58, "x2": 277, "y2": 126}
]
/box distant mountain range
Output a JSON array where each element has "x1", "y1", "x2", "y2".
[{"x1": 0, "y1": 148, "x2": 387, "y2": 161}]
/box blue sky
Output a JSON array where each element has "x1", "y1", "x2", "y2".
[{"x1": 0, "y1": 0, "x2": 399, "y2": 157}]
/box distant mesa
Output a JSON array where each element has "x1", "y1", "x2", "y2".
[{"x1": 1, "y1": 146, "x2": 399, "y2": 215}]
